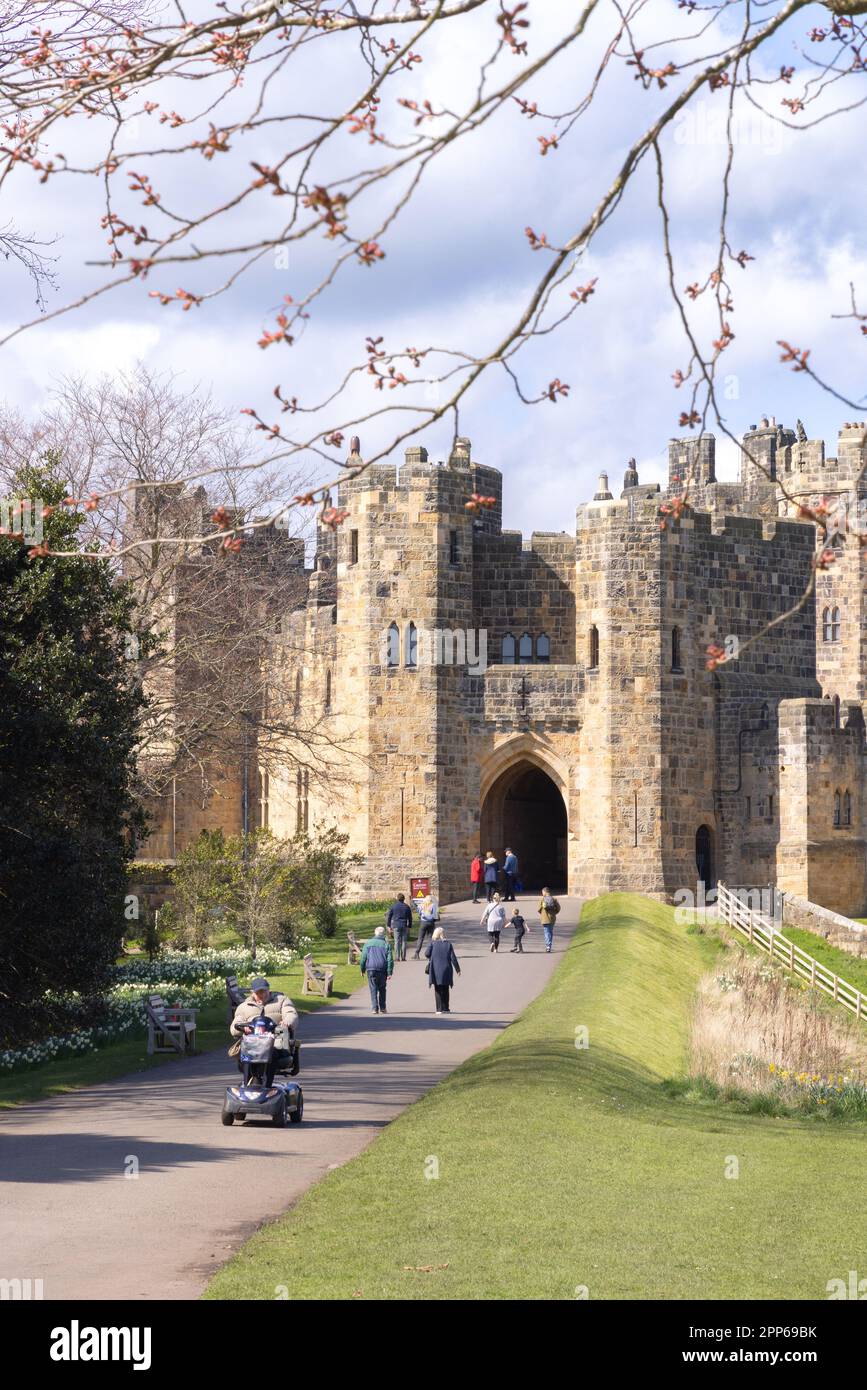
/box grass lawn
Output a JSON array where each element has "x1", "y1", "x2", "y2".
[
  {"x1": 204, "y1": 893, "x2": 867, "y2": 1300},
  {"x1": 779, "y1": 925, "x2": 867, "y2": 998},
  {"x1": 0, "y1": 907, "x2": 392, "y2": 1110}
]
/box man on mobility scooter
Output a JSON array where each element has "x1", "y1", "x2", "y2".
[{"x1": 222, "y1": 976, "x2": 303, "y2": 1127}]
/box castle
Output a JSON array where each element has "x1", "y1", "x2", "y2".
[{"x1": 137, "y1": 418, "x2": 867, "y2": 917}]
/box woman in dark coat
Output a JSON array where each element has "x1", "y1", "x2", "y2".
[{"x1": 425, "y1": 927, "x2": 461, "y2": 1015}]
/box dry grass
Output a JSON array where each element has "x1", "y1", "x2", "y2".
[{"x1": 689, "y1": 950, "x2": 867, "y2": 1115}]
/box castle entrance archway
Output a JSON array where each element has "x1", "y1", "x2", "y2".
[{"x1": 480, "y1": 759, "x2": 567, "y2": 892}]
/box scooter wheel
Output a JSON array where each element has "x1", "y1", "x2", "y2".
[
  {"x1": 221, "y1": 1108, "x2": 235, "y2": 1126},
  {"x1": 272, "y1": 1101, "x2": 287, "y2": 1128},
  {"x1": 289, "y1": 1092, "x2": 304, "y2": 1124}
]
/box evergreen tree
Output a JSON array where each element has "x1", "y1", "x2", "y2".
[{"x1": 0, "y1": 460, "x2": 147, "y2": 1038}]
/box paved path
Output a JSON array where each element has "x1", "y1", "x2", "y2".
[{"x1": 0, "y1": 896, "x2": 579, "y2": 1300}]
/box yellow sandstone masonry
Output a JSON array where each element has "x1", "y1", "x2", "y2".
[{"x1": 136, "y1": 424, "x2": 867, "y2": 916}]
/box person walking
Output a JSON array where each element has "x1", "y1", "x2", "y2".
[
  {"x1": 509, "y1": 906, "x2": 527, "y2": 953},
  {"x1": 413, "y1": 892, "x2": 439, "y2": 959},
  {"x1": 538, "y1": 887, "x2": 561, "y2": 953},
  {"x1": 360, "y1": 925, "x2": 394, "y2": 1014},
  {"x1": 483, "y1": 850, "x2": 499, "y2": 902},
  {"x1": 481, "y1": 893, "x2": 507, "y2": 952},
  {"x1": 470, "y1": 852, "x2": 483, "y2": 903},
  {"x1": 502, "y1": 847, "x2": 519, "y2": 901},
  {"x1": 386, "y1": 892, "x2": 413, "y2": 962},
  {"x1": 425, "y1": 926, "x2": 461, "y2": 1015}
]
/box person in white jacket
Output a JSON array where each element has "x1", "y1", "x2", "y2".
[{"x1": 481, "y1": 894, "x2": 507, "y2": 953}]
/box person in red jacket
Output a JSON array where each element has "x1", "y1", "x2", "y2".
[{"x1": 470, "y1": 852, "x2": 483, "y2": 903}]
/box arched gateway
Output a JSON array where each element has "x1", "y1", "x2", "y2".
[{"x1": 480, "y1": 755, "x2": 568, "y2": 891}]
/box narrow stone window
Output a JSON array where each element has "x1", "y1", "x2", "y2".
[
  {"x1": 350, "y1": 529, "x2": 359, "y2": 565},
  {"x1": 833, "y1": 694, "x2": 841, "y2": 729},
  {"x1": 449, "y1": 530, "x2": 459, "y2": 564},
  {"x1": 844, "y1": 790, "x2": 852, "y2": 827},
  {"x1": 768, "y1": 793, "x2": 774, "y2": 819},
  {"x1": 834, "y1": 790, "x2": 841, "y2": 828},
  {"x1": 832, "y1": 606, "x2": 841, "y2": 642},
  {"x1": 502, "y1": 633, "x2": 516, "y2": 664},
  {"x1": 406, "y1": 621, "x2": 418, "y2": 668},
  {"x1": 387, "y1": 622, "x2": 400, "y2": 667},
  {"x1": 745, "y1": 796, "x2": 751, "y2": 820},
  {"x1": 822, "y1": 607, "x2": 832, "y2": 642},
  {"x1": 589, "y1": 625, "x2": 600, "y2": 670},
  {"x1": 536, "y1": 633, "x2": 551, "y2": 663},
  {"x1": 325, "y1": 669, "x2": 332, "y2": 711},
  {"x1": 518, "y1": 632, "x2": 533, "y2": 665},
  {"x1": 671, "y1": 626, "x2": 682, "y2": 671},
  {"x1": 294, "y1": 669, "x2": 302, "y2": 713},
  {"x1": 331, "y1": 603, "x2": 337, "y2": 625}
]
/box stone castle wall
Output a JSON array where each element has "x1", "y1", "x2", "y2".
[{"x1": 135, "y1": 422, "x2": 867, "y2": 922}]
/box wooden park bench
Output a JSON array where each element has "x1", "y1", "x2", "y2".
[
  {"x1": 225, "y1": 974, "x2": 246, "y2": 1024},
  {"x1": 302, "y1": 953, "x2": 335, "y2": 997},
  {"x1": 346, "y1": 930, "x2": 362, "y2": 965},
  {"x1": 146, "y1": 994, "x2": 198, "y2": 1055}
]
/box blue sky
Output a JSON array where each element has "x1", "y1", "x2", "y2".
[{"x1": 1, "y1": 0, "x2": 864, "y2": 535}]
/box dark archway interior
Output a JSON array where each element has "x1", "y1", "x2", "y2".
[
  {"x1": 695, "y1": 824, "x2": 714, "y2": 888},
  {"x1": 480, "y1": 760, "x2": 567, "y2": 891}
]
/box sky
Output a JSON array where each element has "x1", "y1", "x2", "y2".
[{"x1": 1, "y1": 0, "x2": 865, "y2": 536}]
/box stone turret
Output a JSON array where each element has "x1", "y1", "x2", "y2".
[{"x1": 668, "y1": 432, "x2": 715, "y2": 496}]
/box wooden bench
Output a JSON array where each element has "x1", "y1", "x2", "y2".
[
  {"x1": 225, "y1": 974, "x2": 246, "y2": 1024},
  {"x1": 302, "y1": 953, "x2": 335, "y2": 997},
  {"x1": 146, "y1": 994, "x2": 198, "y2": 1055},
  {"x1": 346, "y1": 931, "x2": 362, "y2": 966}
]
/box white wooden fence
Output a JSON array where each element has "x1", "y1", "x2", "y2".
[{"x1": 716, "y1": 881, "x2": 867, "y2": 1022}]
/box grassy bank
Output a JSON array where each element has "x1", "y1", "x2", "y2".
[
  {"x1": 205, "y1": 894, "x2": 867, "y2": 1300},
  {"x1": 0, "y1": 907, "x2": 393, "y2": 1109}
]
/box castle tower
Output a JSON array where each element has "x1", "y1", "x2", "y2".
[
  {"x1": 308, "y1": 436, "x2": 503, "y2": 899},
  {"x1": 668, "y1": 432, "x2": 716, "y2": 498}
]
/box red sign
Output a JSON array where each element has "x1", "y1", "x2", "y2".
[{"x1": 410, "y1": 877, "x2": 430, "y2": 899}]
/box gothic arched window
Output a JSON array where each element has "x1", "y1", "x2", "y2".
[
  {"x1": 822, "y1": 607, "x2": 832, "y2": 642},
  {"x1": 386, "y1": 622, "x2": 400, "y2": 667},
  {"x1": 536, "y1": 633, "x2": 550, "y2": 663},
  {"x1": 844, "y1": 790, "x2": 852, "y2": 827},
  {"x1": 834, "y1": 789, "x2": 842, "y2": 828},
  {"x1": 518, "y1": 632, "x2": 533, "y2": 665},
  {"x1": 832, "y1": 606, "x2": 841, "y2": 642},
  {"x1": 406, "y1": 621, "x2": 418, "y2": 668},
  {"x1": 502, "y1": 633, "x2": 516, "y2": 664}
]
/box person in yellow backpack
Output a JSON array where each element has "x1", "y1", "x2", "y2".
[{"x1": 537, "y1": 888, "x2": 561, "y2": 953}]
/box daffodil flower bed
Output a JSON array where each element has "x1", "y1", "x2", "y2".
[
  {"x1": 111, "y1": 945, "x2": 303, "y2": 986},
  {"x1": 0, "y1": 971, "x2": 233, "y2": 1073}
]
